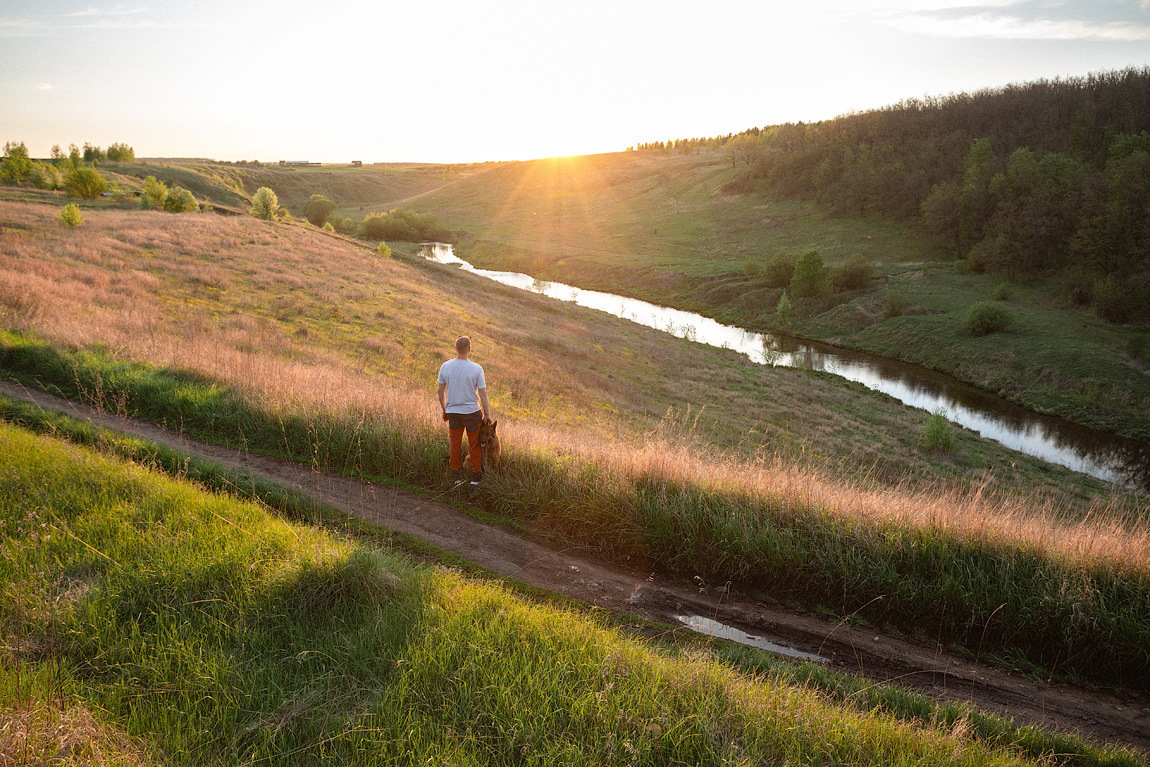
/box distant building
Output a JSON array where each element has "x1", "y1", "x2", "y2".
[
  {"x1": 279, "y1": 160, "x2": 319, "y2": 167},
  {"x1": 351, "y1": 160, "x2": 363, "y2": 167}
]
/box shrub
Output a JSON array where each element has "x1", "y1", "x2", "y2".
[
  {"x1": 1063, "y1": 269, "x2": 1096, "y2": 306},
  {"x1": 30, "y1": 162, "x2": 63, "y2": 190},
  {"x1": 377, "y1": 241, "x2": 392, "y2": 258},
  {"x1": 139, "y1": 176, "x2": 168, "y2": 210},
  {"x1": 250, "y1": 187, "x2": 279, "y2": 220},
  {"x1": 163, "y1": 186, "x2": 198, "y2": 213},
  {"x1": 883, "y1": 290, "x2": 909, "y2": 318},
  {"x1": 761, "y1": 253, "x2": 796, "y2": 288},
  {"x1": 789, "y1": 250, "x2": 827, "y2": 298},
  {"x1": 302, "y1": 194, "x2": 337, "y2": 227},
  {"x1": 57, "y1": 203, "x2": 83, "y2": 228},
  {"x1": 829, "y1": 256, "x2": 873, "y2": 293},
  {"x1": 322, "y1": 221, "x2": 335, "y2": 233},
  {"x1": 962, "y1": 301, "x2": 1013, "y2": 336},
  {"x1": 993, "y1": 283, "x2": 1013, "y2": 301},
  {"x1": 63, "y1": 167, "x2": 108, "y2": 199},
  {"x1": 921, "y1": 408, "x2": 953, "y2": 452},
  {"x1": 1093, "y1": 275, "x2": 1135, "y2": 323},
  {"x1": 105, "y1": 142, "x2": 135, "y2": 162},
  {"x1": 356, "y1": 208, "x2": 447, "y2": 242},
  {"x1": 774, "y1": 290, "x2": 791, "y2": 323},
  {"x1": 742, "y1": 259, "x2": 760, "y2": 278}
]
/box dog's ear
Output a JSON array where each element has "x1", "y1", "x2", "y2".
[{"x1": 491, "y1": 421, "x2": 498, "y2": 430}]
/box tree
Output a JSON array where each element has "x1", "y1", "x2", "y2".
[
  {"x1": 50, "y1": 145, "x2": 65, "y2": 162},
  {"x1": 250, "y1": 186, "x2": 279, "y2": 220},
  {"x1": 64, "y1": 167, "x2": 108, "y2": 199},
  {"x1": 82, "y1": 143, "x2": 106, "y2": 164},
  {"x1": 302, "y1": 193, "x2": 336, "y2": 226},
  {"x1": 163, "y1": 186, "x2": 198, "y2": 212},
  {"x1": 2, "y1": 141, "x2": 32, "y2": 182},
  {"x1": 106, "y1": 142, "x2": 135, "y2": 162},
  {"x1": 724, "y1": 133, "x2": 764, "y2": 170},
  {"x1": 68, "y1": 144, "x2": 81, "y2": 166},
  {"x1": 139, "y1": 176, "x2": 168, "y2": 210},
  {"x1": 789, "y1": 250, "x2": 828, "y2": 298}
]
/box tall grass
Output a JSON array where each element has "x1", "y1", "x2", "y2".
[
  {"x1": 3, "y1": 332, "x2": 1150, "y2": 690},
  {"x1": 2, "y1": 423, "x2": 1141, "y2": 766}
]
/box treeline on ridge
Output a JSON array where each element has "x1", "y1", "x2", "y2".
[{"x1": 638, "y1": 67, "x2": 1150, "y2": 323}]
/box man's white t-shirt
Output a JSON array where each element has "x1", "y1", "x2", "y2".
[{"x1": 438, "y1": 358, "x2": 486, "y2": 414}]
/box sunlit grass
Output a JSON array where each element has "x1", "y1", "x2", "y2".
[
  {"x1": 1, "y1": 198, "x2": 1148, "y2": 689},
  {"x1": 1, "y1": 422, "x2": 1141, "y2": 765}
]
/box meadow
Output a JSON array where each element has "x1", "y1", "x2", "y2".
[
  {"x1": 5, "y1": 420, "x2": 1141, "y2": 765},
  {"x1": 2, "y1": 196, "x2": 1149, "y2": 696},
  {"x1": 404, "y1": 152, "x2": 1150, "y2": 440}
]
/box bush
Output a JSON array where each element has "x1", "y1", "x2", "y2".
[
  {"x1": 302, "y1": 194, "x2": 337, "y2": 227},
  {"x1": 761, "y1": 253, "x2": 797, "y2": 288},
  {"x1": 105, "y1": 142, "x2": 135, "y2": 162},
  {"x1": 774, "y1": 290, "x2": 791, "y2": 323},
  {"x1": 993, "y1": 283, "x2": 1014, "y2": 301},
  {"x1": 921, "y1": 408, "x2": 953, "y2": 452},
  {"x1": 322, "y1": 221, "x2": 335, "y2": 233},
  {"x1": 163, "y1": 186, "x2": 198, "y2": 213},
  {"x1": 883, "y1": 290, "x2": 909, "y2": 318},
  {"x1": 58, "y1": 203, "x2": 83, "y2": 228},
  {"x1": 829, "y1": 256, "x2": 874, "y2": 293},
  {"x1": 789, "y1": 250, "x2": 827, "y2": 298},
  {"x1": 1062, "y1": 269, "x2": 1096, "y2": 306},
  {"x1": 962, "y1": 301, "x2": 1013, "y2": 336},
  {"x1": 30, "y1": 162, "x2": 63, "y2": 190},
  {"x1": 250, "y1": 187, "x2": 279, "y2": 220},
  {"x1": 356, "y1": 208, "x2": 447, "y2": 242},
  {"x1": 63, "y1": 167, "x2": 108, "y2": 199},
  {"x1": 742, "y1": 259, "x2": 760, "y2": 278},
  {"x1": 1093, "y1": 275, "x2": 1135, "y2": 323},
  {"x1": 139, "y1": 176, "x2": 168, "y2": 210},
  {"x1": 377, "y1": 242, "x2": 392, "y2": 258}
]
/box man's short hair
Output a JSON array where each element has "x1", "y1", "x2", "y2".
[{"x1": 455, "y1": 336, "x2": 471, "y2": 353}]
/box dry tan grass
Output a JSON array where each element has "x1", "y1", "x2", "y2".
[
  {"x1": 1, "y1": 200, "x2": 1147, "y2": 574},
  {"x1": 0, "y1": 700, "x2": 156, "y2": 766}
]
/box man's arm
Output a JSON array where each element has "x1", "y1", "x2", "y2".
[
  {"x1": 478, "y1": 387, "x2": 491, "y2": 422},
  {"x1": 438, "y1": 382, "x2": 448, "y2": 420}
]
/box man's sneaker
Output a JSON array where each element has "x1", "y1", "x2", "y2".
[
  {"x1": 469, "y1": 471, "x2": 483, "y2": 486},
  {"x1": 452, "y1": 469, "x2": 466, "y2": 486}
]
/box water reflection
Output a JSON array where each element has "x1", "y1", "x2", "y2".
[{"x1": 419, "y1": 243, "x2": 1150, "y2": 490}]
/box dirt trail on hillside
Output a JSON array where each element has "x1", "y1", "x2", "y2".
[{"x1": 2, "y1": 379, "x2": 1147, "y2": 756}]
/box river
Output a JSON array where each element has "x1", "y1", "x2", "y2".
[{"x1": 418, "y1": 243, "x2": 1150, "y2": 491}]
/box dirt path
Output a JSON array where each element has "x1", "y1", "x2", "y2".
[{"x1": 2, "y1": 379, "x2": 1147, "y2": 755}]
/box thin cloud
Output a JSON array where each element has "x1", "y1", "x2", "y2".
[
  {"x1": 64, "y1": 5, "x2": 148, "y2": 17},
  {"x1": 878, "y1": 10, "x2": 1150, "y2": 40},
  {"x1": 35, "y1": 82, "x2": 52, "y2": 89}
]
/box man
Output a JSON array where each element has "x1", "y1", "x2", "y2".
[{"x1": 437, "y1": 336, "x2": 492, "y2": 486}]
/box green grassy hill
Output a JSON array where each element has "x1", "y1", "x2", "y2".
[
  {"x1": 406, "y1": 152, "x2": 1150, "y2": 440},
  {"x1": 4, "y1": 419, "x2": 1136, "y2": 765},
  {"x1": 104, "y1": 160, "x2": 472, "y2": 214}
]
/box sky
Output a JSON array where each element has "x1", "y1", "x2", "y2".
[{"x1": 2, "y1": 0, "x2": 1150, "y2": 163}]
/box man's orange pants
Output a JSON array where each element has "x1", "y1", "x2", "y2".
[{"x1": 449, "y1": 427, "x2": 482, "y2": 473}]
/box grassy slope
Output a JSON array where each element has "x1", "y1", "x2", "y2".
[
  {"x1": 1, "y1": 419, "x2": 1138, "y2": 766},
  {"x1": 0, "y1": 196, "x2": 1111, "y2": 499},
  {"x1": 101, "y1": 160, "x2": 469, "y2": 215},
  {"x1": 406, "y1": 152, "x2": 1150, "y2": 440},
  {"x1": 2, "y1": 199, "x2": 1149, "y2": 689}
]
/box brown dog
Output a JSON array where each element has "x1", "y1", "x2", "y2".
[{"x1": 478, "y1": 420, "x2": 501, "y2": 471}]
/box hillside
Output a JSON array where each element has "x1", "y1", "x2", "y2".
[
  {"x1": 406, "y1": 151, "x2": 1150, "y2": 441},
  {"x1": 103, "y1": 160, "x2": 472, "y2": 214}
]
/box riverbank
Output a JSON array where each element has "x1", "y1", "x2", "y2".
[{"x1": 401, "y1": 152, "x2": 1150, "y2": 444}]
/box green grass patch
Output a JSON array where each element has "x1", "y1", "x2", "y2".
[
  {"x1": 3, "y1": 332, "x2": 1150, "y2": 692},
  {"x1": 2, "y1": 422, "x2": 1142, "y2": 765}
]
